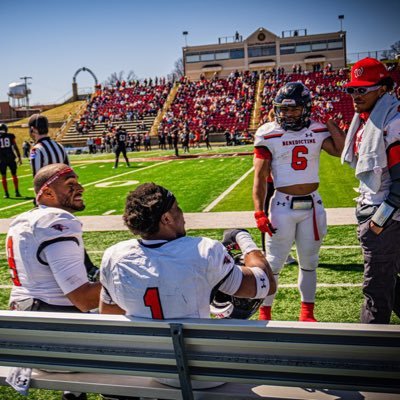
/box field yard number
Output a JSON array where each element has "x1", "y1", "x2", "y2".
[
  {"x1": 95, "y1": 180, "x2": 139, "y2": 188},
  {"x1": 291, "y1": 145, "x2": 308, "y2": 170}
]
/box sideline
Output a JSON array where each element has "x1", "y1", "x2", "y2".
[{"x1": 0, "y1": 209, "x2": 357, "y2": 233}]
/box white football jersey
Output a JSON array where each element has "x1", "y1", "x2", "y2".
[
  {"x1": 254, "y1": 120, "x2": 330, "y2": 188},
  {"x1": 7, "y1": 206, "x2": 87, "y2": 306},
  {"x1": 100, "y1": 236, "x2": 236, "y2": 318}
]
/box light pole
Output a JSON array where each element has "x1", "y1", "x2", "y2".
[
  {"x1": 182, "y1": 31, "x2": 188, "y2": 47},
  {"x1": 20, "y1": 76, "x2": 32, "y2": 116},
  {"x1": 338, "y1": 15, "x2": 344, "y2": 31}
]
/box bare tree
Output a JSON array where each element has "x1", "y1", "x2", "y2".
[
  {"x1": 104, "y1": 70, "x2": 137, "y2": 86},
  {"x1": 168, "y1": 58, "x2": 184, "y2": 82}
]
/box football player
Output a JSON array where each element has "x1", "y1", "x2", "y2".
[
  {"x1": 99, "y1": 182, "x2": 276, "y2": 319},
  {"x1": 113, "y1": 125, "x2": 130, "y2": 168},
  {"x1": 0, "y1": 123, "x2": 22, "y2": 198},
  {"x1": 7, "y1": 163, "x2": 100, "y2": 400},
  {"x1": 253, "y1": 82, "x2": 345, "y2": 322}
]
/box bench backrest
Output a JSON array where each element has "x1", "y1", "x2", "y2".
[{"x1": 0, "y1": 311, "x2": 399, "y2": 398}]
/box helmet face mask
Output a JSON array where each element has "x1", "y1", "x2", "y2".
[
  {"x1": 210, "y1": 248, "x2": 263, "y2": 320},
  {"x1": 273, "y1": 82, "x2": 312, "y2": 131}
]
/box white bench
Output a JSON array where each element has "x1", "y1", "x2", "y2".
[{"x1": 0, "y1": 311, "x2": 399, "y2": 400}]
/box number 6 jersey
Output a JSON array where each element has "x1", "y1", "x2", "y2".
[{"x1": 254, "y1": 120, "x2": 330, "y2": 187}]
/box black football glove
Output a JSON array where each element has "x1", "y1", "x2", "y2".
[{"x1": 222, "y1": 228, "x2": 249, "y2": 248}]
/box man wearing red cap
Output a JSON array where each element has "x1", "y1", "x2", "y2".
[{"x1": 342, "y1": 57, "x2": 400, "y2": 324}]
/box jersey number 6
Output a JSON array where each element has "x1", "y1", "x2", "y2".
[{"x1": 291, "y1": 145, "x2": 308, "y2": 170}]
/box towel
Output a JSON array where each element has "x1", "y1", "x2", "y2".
[{"x1": 341, "y1": 93, "x2": 400, "y2": 193}]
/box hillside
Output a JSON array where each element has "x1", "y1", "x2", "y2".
[{"x1": 6, "y1": 101, "x2": 84, "y2": 149}]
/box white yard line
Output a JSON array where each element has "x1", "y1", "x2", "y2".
[
  {"x1": 82, "y1": 160, "x2": 171, "y2": 187},
  {"x1": 103, "y1": 210, "x2": 116, "y2": 215},
  {"x1": 202, "y1": 167, "x2": 254, "y2": 212},
  {"x1": 0, "y1": 199, "x2": 33, "y2": 212}
]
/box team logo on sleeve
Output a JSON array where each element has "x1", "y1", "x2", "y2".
[
  {"x1": 223, "y1": 255, "x2": 233, "y2": 264},
  {"x1": 30, "y1": 148, "x2": 37, "y2": 160},
  {"x1": 51, "y1": 224, "x2": 69, "y2": 232}
]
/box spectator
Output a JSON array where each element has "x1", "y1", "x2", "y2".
[{"x1": 341, "y1": 57, "x2": 400, "y2": 324}]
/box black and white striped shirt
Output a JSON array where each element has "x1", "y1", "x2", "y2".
[{"x1": 30, "y1": 137, "x2": 69, "y2": 176}]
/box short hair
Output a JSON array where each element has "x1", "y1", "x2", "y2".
[
  {"x1": 123, "y1": 183, "x2": 176, "y2": 237},
  {"x1": 29, "y1": 114, "x2": 48, "y2": 135},
  {"x1": 33, "y1": 163, "x2": 70, "y2": 194},
  {"x1": 378, "y1": 76, "x2": 395, "y2": 92}
]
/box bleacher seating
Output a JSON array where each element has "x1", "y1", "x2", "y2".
[
  {"x1": 159, "y1": 71, "x2": 258, "y2": 135},
  {"x1": 60, "y1": 63, "x2": 400, "y2": 147}
]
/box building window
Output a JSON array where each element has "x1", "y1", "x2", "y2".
[
  {"x1": 248, "y1": 45, "x2": 276, "y2": 57},
  {"x1": 312, "y1": 42, "x2": 327, "y2": 51},
  {"x1": 328, "y1": 40, "x2": 343, "y2": 49},
  {"x1": 230, "y1": 49, "x2": 245, "y2": 59},
  {"x1": 186, "y1": 54, "x2": 200, "y2": 63},
  {"x1": 215, "y1": 51, "x2": 230, "y2": 60},
  {"x1": 200, "y1": 53, "x2": 215, "y2": 61},
  {"x1": 296, "y1": 43, "x2": 311, "y2": 53},
  {"x1": 280, "y1": 44, "x2": 296, "y2": 55}
]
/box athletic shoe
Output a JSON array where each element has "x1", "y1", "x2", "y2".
[
  {"x1": 284, "y1": 254, "x2": 297, "y2": 265},
  {"x1": 299, "y1": 302, "x2": 317, "y2": 322},
  {"x1": 258, "y1": 305, "x2": 272, "y2": 321},
  {"x1": 4, "y1": 192, "x2": 9, "y2": 199},
  {"x1": 15, "y1": 191, "x2": 22, "y2": 197}
]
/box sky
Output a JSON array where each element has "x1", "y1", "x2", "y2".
[{"x1": 1, "y1": 0, "x2": 399, "y2": 105}]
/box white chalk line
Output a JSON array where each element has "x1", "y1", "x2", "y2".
[{"x1": 202, "y1": 167, "x2": 254, "y2": 212}]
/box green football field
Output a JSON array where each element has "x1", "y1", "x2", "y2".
[{"x1": 0, "y1": 145, "x2": 358, "y2": 218}]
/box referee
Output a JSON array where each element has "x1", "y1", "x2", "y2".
[{"x1": 28, "y1": 114, "x2": 69, "y2": 176}]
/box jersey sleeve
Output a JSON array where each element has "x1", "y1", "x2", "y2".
[
  {"x1": 199, "y1": 238, "x2": 236, "y2": 288},
  {"x1": 33, "y1": 211, "x2": 83, "y2": 244},
  {"x1": 99, "y1": 246, "x2": 118, "y2": 305}
]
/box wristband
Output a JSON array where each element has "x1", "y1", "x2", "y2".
[
  {"x1": 251, "y1": 267, "x2": 270, "y2": 299},
  {"x1": 236, "y1": 231, "x2": 259, "y2": 255},
  {"x1": 371, "y1": 201, "x2": 396, "y2": 227}
]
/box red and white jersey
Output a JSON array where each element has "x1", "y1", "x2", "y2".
[
  {"x1": 6, "y1": 206, "x2": 87, "y2": 305},
  {"x1": 100, "y1": 236, "x2": 236, "y2": 319},
  {"x1": 254, "y1": 120, "x2": 330, "y2": 188}
]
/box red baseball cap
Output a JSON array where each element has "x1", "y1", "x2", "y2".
[{"x1": 344, "y1": 57, "x2": 389, "y2": 87}]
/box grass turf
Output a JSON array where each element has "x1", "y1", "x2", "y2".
[{"x1": 0, "y1": 151, "x2": 358, "y2": 218}]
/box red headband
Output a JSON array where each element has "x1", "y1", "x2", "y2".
[{"x1": 35, "y1": 167, "x2": 74, "y2": 203}]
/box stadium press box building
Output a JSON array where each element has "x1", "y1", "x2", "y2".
[{"x1": 183, "y1": 27, "x2": 347, "y2": 79}]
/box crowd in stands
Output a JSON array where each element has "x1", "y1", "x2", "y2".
[
  {"x1": 258, "y1": 67, "x2": 353, "y2": 131},
  {"x1": 70, "y1": 62, "x2": 400, "y2": 147},
  {"x1": 74, "y1": 80, "x2": 172, "y2": 135},
  {"x1": 158, "y1": 70, "x2": 257, "y2": 138}
]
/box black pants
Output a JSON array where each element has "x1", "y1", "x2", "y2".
[
  {"x1": 10, "y1": 298, "x2": 82, "y2": 312},
  {"x1": 357, "y1": 217, "x2": 400, "y2": 324}
]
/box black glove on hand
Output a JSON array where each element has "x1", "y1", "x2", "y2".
[{"x1": 222, "y1": 228, "x2": 249, "y2": 248}]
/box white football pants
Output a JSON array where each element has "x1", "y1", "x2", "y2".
[{"x1": 262, "y1": 190, "x2": 327, "y2": 306}]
